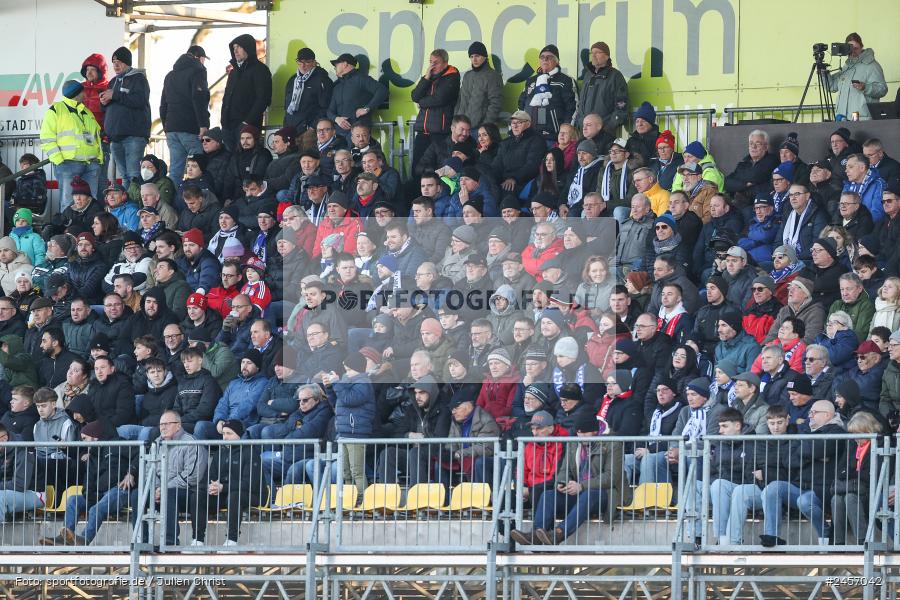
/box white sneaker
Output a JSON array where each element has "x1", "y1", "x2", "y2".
[
  {"x1": 189, "y1": 539, "x2": 204, "y2": 546},
  {"x1": 223, "y1": 539, "x2": 238, "y2": 546},
  {"x1": 818, "y1": 537, "x2": 830, "y2": 546}
]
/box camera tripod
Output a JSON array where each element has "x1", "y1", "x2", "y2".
[{"x1": 795, "y1": 58, "x2": 836, "y2": 122}]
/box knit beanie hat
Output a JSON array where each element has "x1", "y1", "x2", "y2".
[
  {"x1": 779, "y1": 132, "x2": 800, "y2": 156},
  {"x1": 718, "y1": 308, "x2": 743, "y2": 334},
  {"x1": 686, "y1": 377, "x2": 711, "y2": 398},
  {"x1": 613, "y1": 369, "x2": 633, "y2": 390},
  {"x1": 50, "y1": 234, "x2": 73, "y2": 255},
  {"x1": 487, "y1": 347, "x2": 512, "y2": 367},
  {"x1": 71, "y1": 176, "x2": 92, "y2": 197},
  {"x1": 633, "y1": 101, "x2": 656, "y2": 126},
  {"x1": 773, "y1": 161, "x2": 795, "y2": 183},
  {"x1": 468, "y1": 41, "x2": 487, "y2": 57},
  {"x1": 222, "y1": 419, "x2": 244, "y2": 437},
  {"x1": 706, "y1": 274, "x2": 729, "y2": 296},
  {"x1": 343, "y1": 352, "x2": 367, "y2": 374},
  {"x1": 539, "y1": 44, "x2": 560, "y2": 59},
  {"x1": 813, "y1": 237, "x2": 838, "y2": 260},
  {"x1": 112, "y1": 46, "x2": 133, "y2": 66},
  {"x1": 419, "y1": 317, "x2": 443, "y2": 338},
  {"x1": 182, "y1": 228, "x2": 204, "y2": 247},
  {"x1": 553, "y1": 337, "x2": 579, "y2": 360},
  {"x1": 683, "y1": 141, "x2": 707, "y2": 159},
  {"x1": 656, "y1": 130, "x2": 676, "y2": 149}
]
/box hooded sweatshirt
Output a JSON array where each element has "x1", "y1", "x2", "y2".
[
  {"x1": 80, "y1": 54, "x2": 109, "y2": 129},
  {"x1": 33, "y1": 409, "x2": 77, "y2": 459},
  {"x1": 221, "y1": 33, "x2": 273, "y2": 129}
]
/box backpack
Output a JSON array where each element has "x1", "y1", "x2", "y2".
[{"x1": 11, "y1": 170, "x2": 48, "y2": 213}]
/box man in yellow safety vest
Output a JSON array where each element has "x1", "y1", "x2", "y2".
[{"x1": 40, "y1": 80, "x2": 103, "y2": 214}]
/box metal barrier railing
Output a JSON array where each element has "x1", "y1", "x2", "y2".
[
  {"x1": 652, "y1": 108, "x2": 717, "y2": 149},
  {"x1": 724, "y1": 105, "x2": 827, "y2": 125},
  {"x1": 512, "y1": 435, "x2": 681, "y2": 552},
  {"x1": 330, "y1": 437, "x2": 506, "y2": 553},
  {"x1": 0, "y1": 440, "x2": 145, "y2": 552},
  {"x1": 156, "y1": 438, "x2": 321, "y2": 552}
]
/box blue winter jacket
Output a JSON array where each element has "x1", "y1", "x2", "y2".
[
  {"x1": 843, "y1": 173, "x2": 885, "y2": 223},
  {"x1": 737, "y1": 214, "x2": 779, "y2": 264},
  {"x1": 714, "y1": 332, "x2": 760, "y2": 374},
  {"x1": 328, "y1": 373, "x2": 375, "y2": 438},
  {"x1": 212, "y1": 372, "x2": 268, "y2": 426},
  {"x1": 812, "y1": 329, "x2": 859, "y2": 374},
  {"x1": 109, "y1": 202, "x2": 140, "y2": 232},
  {"x1": 176, "y1": 249, "x2": 220, "y2": 293}
]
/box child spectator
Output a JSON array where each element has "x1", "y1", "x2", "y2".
[
  {"x1": 1, "y1": 386, "x2": 39, "y2": 441},
  {"x1": 240, "y1": 257, "x2": 271, "y2": 313},
  {"x1": 9, "y1": 208, "x2": 46, "y2": 266},
  {"x1": 32, "y1": 387, "x2": 77, "y2": 489}
]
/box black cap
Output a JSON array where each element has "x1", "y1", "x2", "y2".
[
  {"x1": 811, "y1": 159, "x2": 832, "y2": 171},
  {"x1": 296, "y1": 47, "x2": 315, "y2": 61},
  {"x1": 464, "y1": 253, "x2": 488, "y2": 267},
  {"x1": 460, "y1": 166, "x2": 481, "y2": 182},
  {"x1": 306, "y1": 173, "x2": 330, "y2": 187},
  {"x1": 187, "y1": 45, "x2": 207, "y2": 59},
  {"x1": 330, "y1": 53, "x2": 357, "y2": 67}
]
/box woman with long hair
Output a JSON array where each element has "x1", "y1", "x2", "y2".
[
  {"x1": 91, "y1": 212, "x2": 123, "y2": 264},
  {"x1": 871, "y1": 276, "x2": 900, "y2": 334}
]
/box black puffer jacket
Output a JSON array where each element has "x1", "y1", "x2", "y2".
[
  {"x1": 411, "y1": 65, "x2": 461, "y2": 135},
  {"x1": 283, "y1": 65, "x2": 334, "y2": 132},
  {"x1": 176, "y1": 190, "x2": 222, "y2": 239},
  {"x1": 264, "y1": 150, "x2": 300, "y2": 194},
  {"x1": 91, "y1": 371, "x2": 136, "y2": 427},
  {"x1": 326, "y1": 68, "x2": 388, "y2": 128},
  {"x1": 129, "y1": 286, "x2": 179, "y2": 343},
  {"x1": 204, "y1": 147, "x2": 232, "y2": 200},
  {"x1": 92, "y1": 306, "x2": 134, "y2": 357},
  {"x1": 138, "y1": 371, "x2": 179, "y2": 428},
  {"x1": 491, "y1": 127, "x2": 546, "y2": 187},
  {"x1": 221, "y1": 34, "x2": 272, "y2": 129},
  {"x1": 227, "y1": 146, "x2": 272, "y2": 201},
  {"x1": 160, "y1": 53, "x2": 211, "y2": 134},
  {"x1": 68, "y1": 252, "x2": 108, "y2": 305}
]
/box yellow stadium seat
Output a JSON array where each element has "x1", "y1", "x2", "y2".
[
  {"x1": 618, "y1": 483, "x2": 674, "y2": 511},
  {"x1": 360, "y1": 484, "x2": 401, "y2": 512},
  {"x1": 445, "y1": 483, "x2": 492, "y2": 511},
  {"x1": 43, "y1": 486, "x2": 83, "y2": 513},
  {"x1": 38, "y1": 485, "x2": 57, "y2": 512},
  {"x1": 257, "y1": 484, "x2": 313, "y2": 512},
  {"x1": 400, "y1": 484, "x2": 445, "y2": 511},
  {"x1": 304, "y1": 484, "x2": 358, "y2": 512}
]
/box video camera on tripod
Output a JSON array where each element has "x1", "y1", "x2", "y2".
[{"x1": 795, "y1": 42, "x2": 848, "y2": 122}]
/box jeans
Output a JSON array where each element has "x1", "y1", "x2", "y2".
[
  {"x1": 532, "y1": 488, "x2": 606, "y2": 539},
  {"x1": 193, "y1": 420, "x2": 221, "y2": 440},
  {"x1": 64, "y1": 487, "x2": 131, "y2": 543},
  {"x1": 55, "y1": 160, "x2": 101, "y2": 213},
  {"x1": 166, "y1": 131, "x2": 203, "y2": 185},
  {"x1": 709, "y1": 479, "x2": 763, "y2": 544},
  {"x1": 117, "y1": 424, "x2": 154, "y2": 442},
  {"x1": 261, "y1": 445, "x2": 317, "y2": 491},
  {"x1": 0, "y1": 490, "x2": 42, "y2": 522},
  {"x1": 613, "y1": 206, "x2": 630, "y2": 224},
  {"x1": 375, "y1": 445, "x2": 436, "y2": 487},
  {"x1": 110, "y1": 136, "x2": 148, "y2": 185},
  {"x1": 761, "y1": 480, "x2": 828, "y2": 539},
  {"x1": 638, "y1": 451, "x2": 672, "y2": 484}
]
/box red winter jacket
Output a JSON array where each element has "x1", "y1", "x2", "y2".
[
  {"x1": 586, "y1": 331, "x2": 631, "y2": 377},
  {"x1": 521, "y1": 237, "x2": 564, "y2": 281},
  {"x1": 522, "y1": 424, "x2": 566, "y2": 487},
  {"x1": 207, "y1": 284, "x2": 240, "y2": 319},
  {"x1": 80, "y1": 54, "x2": 109, "y2": 129},
  {"x1": 313, "y1": 214, "x2": 362, "y2": 257},
  {"x1": 476, "y1": 368, "x2": 521, "y2": 420}
]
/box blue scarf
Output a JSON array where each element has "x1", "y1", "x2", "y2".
[
  {"x1": 11, "y1": 225, "x2": 31, "y2": 238},
  {"x1": 770, "y1": 260, "x2": 804, "y2": 284}
]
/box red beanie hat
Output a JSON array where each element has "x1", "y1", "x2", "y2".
[
  {"x1": 656, "y1": 130, "x2": 676, "y2": 149},
  {"x1": 182, "y1": 228, "x2": 204, "y2": 247},
  {"x1": 186, "y1": 292, "x2": 208, "y2": 310}
]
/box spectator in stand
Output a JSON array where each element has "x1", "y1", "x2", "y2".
[
  {"x1": 1, "y1": 387, "x2": 38, "y2": 441},
  {"x1": 843, "y1": 154, "x2": 885, "y2": 222},
  {"x1": 128, "y1": 155, "x2": 176, "y2": 210},
  {"x1": 714, "y1": 309, "x2": 760, "y2": 374},
  {"x1": 672, "y1": 141, "x2": 724, "y2": 193},
  {"x1": 80, "y1": 54, "x2": 109, "y2": 191},
  {"x1": 616, "y1": 195, "x2": 654, "y2": 272},
  {"x1": 598, "y1": 138, "x2": 637, "y2": 221},
  {"x1": 776, "y1": 183, "x2": 828, "y2": 262},
  {"x1": 724, "y1": 130, "x2": 780, "y2": 207},
  {"x1": 680, "y1": 161, "x2": 719, "y2": 224},
  {"x1": 574, "y1": 41, "x2": 629, "y2": 134},
  {"x1": 827, "y1": 273, "x2": 874, "y2": 341},
  {"x1": 283, "y1": 48, "x2": 333, "y2": 135},
  {"x1": 160, "y1": 47, "x2": 210, "y2": 183},
  {"x1": 454, "y1": 41, "x2": 502, "y2": 130},
  {"x1": 778, "y1": 132, "x2": 811, "y2": 188},
  {"x1": 200, "y1": 128, "x2": 232, "y2": 201},
  {"x1": 834, "y1": 191, "x2": 874, "y2": 242},
  {"x1": 492, "y1": 110, "x2": 545, "y2": 196},
  {"x1": 410, "y1": 49, "x2": 460, "y2": 175},
  {"x1": 9, "y1": 208, "x2": 45, "y2": 267},
  {"x1": 518, "y1": 44, "x2": 576, "y2": 145},
  {"x1": 738, "y1": 196, "x2": 779, "y2": 268},
  {"x1": 40, "y1": 82, "x2": 103, "y2": 212},
  {"x1": 827, "y1": 127, "x2": 859, "y2": 182},
  {"x1": 862, "y1": 138, "x2": 900, "y2": 186},
  {"x1": 221, "y1": 35, "x2": 272, "y2": 152},
  {"x1": 826, "y1": 32, "x2": 887, "y2": 121},
  {"x1": 880, "y1": 330, "x2": 900, "y2": 423},
  {"x1": 326, "y1": 53, "x2": 388, "y2": 139},
  {"x1": 206, "y1": 419, "x2": 264, "y2": 546},
  {"x1": 632, "y1": 167, "x2": 669, "y2": 218},
  {"x1": 628, "y1": 102, "x2": 661, "y2": 166},
  {"x1": 648, "y1": 130, "x2": 683, "y2": 192},
  {"x1": 742, "y1": 275, "x2": 781, "y2": 344},
  {"x1": 834, "y1": 340, "x2": 886, "y2": 408},
  {"x1": 579, "y1": 113, "x2": 614, "y2": 158},
  {"x1": 760, "y1": 400, "x2": 845, "y2": 547},
  {"x1": 831, "y1": 411, "x2": 881, "y2": 545},
  {"x1": 101, "y1": 46, "x2": 151, "y2": 186},
  {"x1": 562, "y1": 139, "x2": 603, "y2": 212}
]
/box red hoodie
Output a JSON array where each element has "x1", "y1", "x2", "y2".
[
  {"x1": 476, "y1": 368, "x2": 521, "y2": 420},
  {"x1": 80, "y1": 54, "x2": 109, "y2": 128}
]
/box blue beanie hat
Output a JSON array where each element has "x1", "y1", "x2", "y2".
[
  {"x1": 773, "y1": 161, "x2": 795, "y2": 183},
  {"x1": 686, "y1": 377, "x2": 711, "y2": 398},
  {"x1": 633, "y1": 101, "x2": 656, "y2": 126},
  {"x1": 376, "y1": 254, "x2": 399, "y2": 272},
  {"x1": 62, "y1": 80, "x2": 84, "y2": 99},
  {"x1": 654, "y1": 212, "x2": 678, "y2": 232},
  {"x1": 684, "y1": 141, "x2": 707, "y2": 160}
]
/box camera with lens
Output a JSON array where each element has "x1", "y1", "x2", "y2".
[
  {"x1": 831, "y1": 42, "x2": 852, "y2": 56},
  {"x1": 812, "y1": 43, "x2": 828, "y2": 53}
]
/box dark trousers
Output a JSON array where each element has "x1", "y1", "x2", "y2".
[
  {"x1": 375, "y1": 445, "x2": 437, "y2": 486},
  {"x1": 210, "y1": 488, "x2": 256, "y2": 542},
  {"x1": 130, "y1": 487, "x2": 208, "y2": 546}
]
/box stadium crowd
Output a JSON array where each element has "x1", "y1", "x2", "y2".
[{"x1": 0, "y1": 32, "x2": 897, "y2": 549}]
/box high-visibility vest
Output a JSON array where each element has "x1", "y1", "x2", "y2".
[{"x1": 39, "y1": 98, "x2": 103, "y2": 165}]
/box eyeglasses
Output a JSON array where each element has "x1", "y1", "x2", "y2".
[
  {"x1": 231, "y1": 304, "x2": 250, "y2": 310},
  {"x1": 656, "y1": 145, "x2": 671, "y2": 151},
  {"x1": 163, "y1": 333, "x2": 183, "y2": 340},
  {"x1": 222, "y1": 273, "x2": 239, "y2": 279},
  {"x1": 838, "y1": 202, "x2": 859, "y2": 208},
  {"x1": 201, "y1": 138, "x2": 214, "y2": 143},
  {"x1": 655, "y1": 224, "x2": 669, "y2": 230},
  {"x1": 634, "y1": 323, "x2": 655, "y2": 329},
  {"x1": 538, "y1": 54, "x2": 556, "y2": 61},
  {"x1": 788, "y1": 191, "x2": 807, "y2": 198},
  {"x1": 771, "y1": 254, "x2": 785, "y2": 261},
  {"x1": 751, "y1": 286, "x2": 768, "y2": 292},
  {"x1": 316, "y1": 127, "x2": 334, "y2": 133},
  {"x1": 159, "y1": 421, "x2": 179, "y2": 427},
  {"x1": 805, "y1": 356, "x2": 821, "y2": 363},
  {"x1": 298, "y1": 396, "x2": 316, "y2": 403}
]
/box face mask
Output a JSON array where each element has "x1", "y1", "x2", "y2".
[{"x1": 141, "y1": 168, "x2": 154, "y2": 181}]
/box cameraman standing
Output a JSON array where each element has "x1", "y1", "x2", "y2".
[{"x1": 827, "y1": 33, "x2": 887, "y2": 121}]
